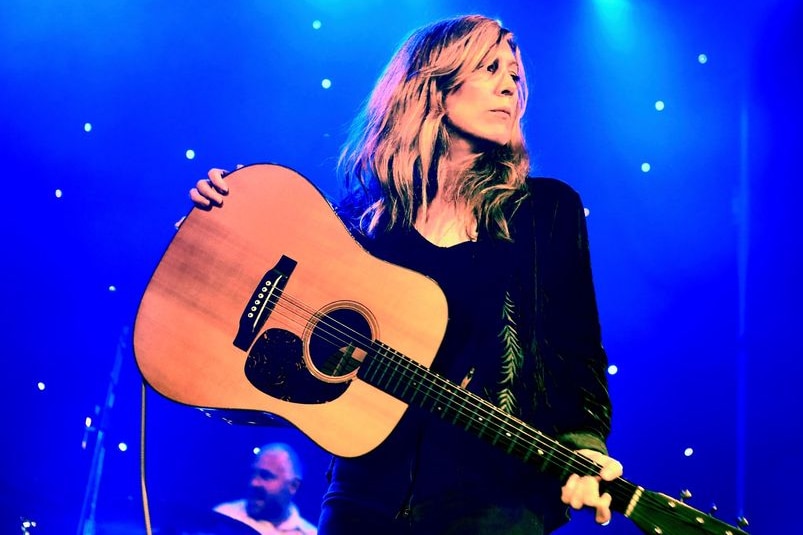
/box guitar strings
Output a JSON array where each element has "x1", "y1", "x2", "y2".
[
  {"x1": 251, "y1": 288, "x2": 733, "y2": 529},
  {"x1": 381, "y1": 354, "x2": 736, "y2": 530},
  {"x1": 260, "y1": 293, "x2": 606, "y2": 472},
  {"x1": 261, "y1": 289, "x2": 642, "y2": 508}
]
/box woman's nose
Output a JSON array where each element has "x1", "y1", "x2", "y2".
[{"x1": 499, "y1": 75, "x2": 516, "y2": 96}]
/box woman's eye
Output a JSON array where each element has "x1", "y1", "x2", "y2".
[
  {"x1": 486, "y1": 59, "x2": 499, "y2": 73},
  {"x1": 511, "y1": 73, "x2": 521, "y2": 83}
]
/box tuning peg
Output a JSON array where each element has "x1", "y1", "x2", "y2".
[
  {"x1": 679, "y1": 489, "x2": 692, "y2": 502},
  {"x1": 708, "y1": 503, "x2": 718, "y2": 515},
  {"x1": 737, "y1": 516, "x2": 750, "y2": 528}
]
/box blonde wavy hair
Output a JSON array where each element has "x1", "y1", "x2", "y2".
[{"x1": 338, "y1": 14, "x2": 530, "y2": 239}]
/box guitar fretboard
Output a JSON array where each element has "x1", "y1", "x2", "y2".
[{"x1": 357, "y1": 341, "x2": 637, "y2": 514}]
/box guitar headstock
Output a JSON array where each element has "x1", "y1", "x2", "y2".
[{"x1": 628, "y1": 489, "x2": 749, "y2": 535}]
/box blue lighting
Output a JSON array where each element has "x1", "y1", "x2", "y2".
[{"x1": 592, "y1": 0, "x2": 634, "y2": 50}]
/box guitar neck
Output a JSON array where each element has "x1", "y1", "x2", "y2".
[
  {"x1": 357, "y1": 342, "x2": 637, "y2": 514},
  {"x1": 358, "y1": 344, "x2": 749, "y2": 535}
]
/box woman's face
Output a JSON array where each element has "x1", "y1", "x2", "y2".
[{"x1": 443, "y1": 43, "x2": 521, "y2": 155}]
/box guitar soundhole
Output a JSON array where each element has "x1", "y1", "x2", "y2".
[{"x1": 307, "y1": 306, "x2": 374, "y2": 380}]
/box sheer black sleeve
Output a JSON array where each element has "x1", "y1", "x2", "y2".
[{"x1": 528, "y1": 178, "x2": 612, "y2": 454}]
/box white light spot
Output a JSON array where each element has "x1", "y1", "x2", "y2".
[
  {"x1": 118, "y1": 442, "x2": 128, "y2": 452},
  {"x1": 655, "y1": 100, "x2": 665, "y2": 111},
  {"x1": 312, "y1": 19, "x2": 322, "y2": 30},
  {"x1": 583, "y1": 207, "x2": 590, "y2": 217},
  {"x1": 641, "y1": 162, "x2": 651, "y2": 173},
  {"x1": 607, "y1": 364, "x2": 618, "y2": 375},
  {"x1": 55, "y1": 189, "x2": 63, "y2": 198},
  {"x1": 108, "y1": 285, "x2": 117, "y2": 292},
  {"x1": 84, "y1": 122, "x2": 92, "y2": 132},
  {"x1": 684, "y1": 447, "x2": 694, "y2": 457},
  {"x1": 321, "y1": 78, "x2": 332, "y2": 89},
  {"x1": 85, "y1": 416, "x2": 93, "y2": 427},
  {"x1": 37, "y1": 382, "x2": 46, "y2": 391},
  {"x1": 253, "y1": 446, "x2": 261, "y2": 455},
  {"x1": 697, "y1": 53, "x2": 708, "y2": 64},
  {"x1": 185, "y1": 149, "x2": 196, "y2": 160}
]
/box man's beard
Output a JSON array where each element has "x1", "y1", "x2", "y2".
[{"x1": 246, "y1": 489, "x2": 289, "y2": 522}]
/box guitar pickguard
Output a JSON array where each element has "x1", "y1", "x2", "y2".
[
  {"x1": 244, "y1": 305, "x2": 373, "y2": 403},
  {"x1": 245, "y1": 329, "x2": 349, "y2": 403}
]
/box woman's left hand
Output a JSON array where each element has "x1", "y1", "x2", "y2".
[{"x1": 560, "y1": 449, "x2": 623, "y2": 525}]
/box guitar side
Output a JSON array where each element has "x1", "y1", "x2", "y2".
[{"x1": 132, "y1": 164, "x2": 449, "y2": 457}]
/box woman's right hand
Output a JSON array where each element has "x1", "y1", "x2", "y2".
[{"x1": 189, "y1": 167, "x2": 231, "y2": 209}]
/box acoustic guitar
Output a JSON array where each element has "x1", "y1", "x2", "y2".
[{"x1": 134, "y1": 164, "x2": 748, "y2": 535}]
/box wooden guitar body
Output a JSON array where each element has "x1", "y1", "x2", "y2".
[{"x1": 134, "y1": 163, "x2": 448, "y2": 457}]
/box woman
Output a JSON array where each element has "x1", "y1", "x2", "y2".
[{"x1": 192, "y1": 14, "x2": 622, "y2": 535}]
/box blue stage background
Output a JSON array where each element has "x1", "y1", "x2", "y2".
[{"x1": 1, "y1": 1, "x2": 800, "y2": 533}]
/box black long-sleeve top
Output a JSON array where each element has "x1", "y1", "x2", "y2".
[{"x1": 326, "y1": 177, "x2": 612, "y2": 530}]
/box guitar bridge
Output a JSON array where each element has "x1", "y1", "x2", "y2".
[{"x1": 233, "y1": 255, "x2": 297, "y2": 351}]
